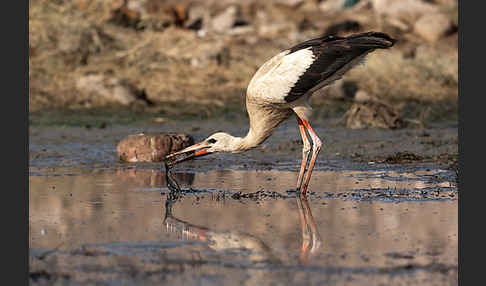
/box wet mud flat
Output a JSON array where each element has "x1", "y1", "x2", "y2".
[{"x1": 29, "y1": 118, "x2": 458, "y2": 285}]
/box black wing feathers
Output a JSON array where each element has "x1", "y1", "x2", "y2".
[
  {"x1": 284, "y1": 32, "x2": 395, "y2": 103},
  {"x1": 288, "y1": 35, "x2": 345, "y2": 53}
]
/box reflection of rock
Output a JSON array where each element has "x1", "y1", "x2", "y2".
[
  {"x1": 116, "y1": 168, "x2": 195, "y2": 187},
  {"x1": 117, "y1": 133, "x2": 194, "y2": 162}
]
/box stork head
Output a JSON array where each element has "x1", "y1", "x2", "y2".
[{"x1": 165, "y1": 132, "x2": 239, "y2": 166}]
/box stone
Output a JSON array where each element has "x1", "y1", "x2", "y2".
[
  {"x1": 258, "y1": 22, "x2": 296, "y2": 38},
  {"x1": 341, "y1": 101, "x2": 405, "y2": 129},
  {"x1": 75, "y1": 74, "x2": 138, "y2": 106},
  {"x1": 211, "y1": 6, "x2": 238, "y2": 33},
  {"x1": 274, "y1": 0, "x2": 305, "y2": 7},
  {"x1": 184, "y1": 3, "x2": 210, "y2": 31},
  {"x1": 371, "y1": 0, "x2": 438, "y2": 17},
  {"x1": 117, "y1": 133, "x2": 195, "y2": 162},
  {"x1": 414, "y1": 13, "x2": 453, "y2": 43},
  {"x1": 387, "y1": 17, "x2": 410, "y2": 32},
  {"x1": 435, "y1": 0, "x2": 457, "y2": 6},
  {"x1": 353, "y1": 90, "x2": 372, "y2": 102},
  {"x1": 319, "y1": 0, "x2": 348, "y2": 12},
  {"x1": 157, "y1": 27, "x2": 227, "y2": 67}
]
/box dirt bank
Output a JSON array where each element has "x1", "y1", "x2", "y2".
[{"x1": 29, "y1": 0, "x2": 458, "y2": 123}]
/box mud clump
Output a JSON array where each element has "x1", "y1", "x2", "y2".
[
  {"x1": 117, "y1": 133, "x2": 194, "y2": 162},
  {"x1": 231, "y1": 190, "x2": 293, "y2": 200},
  {"x1": 332, "y1": 187, "x2": 458, "y2": 202},
  {"x1": 380, "y1": 151, "x2": 424, "y2": 163}
]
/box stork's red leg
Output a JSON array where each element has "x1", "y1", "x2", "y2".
[
  {"x1": 296, "y1": 116, "x2": 311, "y2": 191},
  {"x1": 300, "y1": 119, "x2": 322, "y2": 195}
]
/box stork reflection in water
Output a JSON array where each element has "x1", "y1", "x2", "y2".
[{"x1": 163, "y1": 167, "x2": 321, "y2": 265}]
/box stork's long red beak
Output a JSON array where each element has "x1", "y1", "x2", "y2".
[{"x1": 164, "y1": 141, "x2": 212, "y2": 166}]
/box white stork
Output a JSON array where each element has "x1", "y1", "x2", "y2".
[{"x1": 165, "y1": 31, "x2": 395, "y2": 194}]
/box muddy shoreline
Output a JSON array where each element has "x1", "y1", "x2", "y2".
[{"x1": 29, "y1": 114, "x2": 458, "y2": 171}]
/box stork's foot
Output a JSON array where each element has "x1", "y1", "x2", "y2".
[
  {"x1": 299, "y1": 187, "x2": 310, "y2": 197},
  {"x1": 300, "y1": 188, "x2": 307, "y2": 196},
  {"x1": 291, "y1": 186, "x2": 311, "y2": 197}
]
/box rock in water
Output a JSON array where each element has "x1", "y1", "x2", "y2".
[{"x1": 117, "y1": 133, "x2": 194, "y2": 162}]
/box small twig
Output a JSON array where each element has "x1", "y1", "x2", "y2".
[{"x1": 105, "y1": 35, "x2": 154, "y2": 61}]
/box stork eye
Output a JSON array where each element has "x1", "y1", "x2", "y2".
[{"x1": 207, "y1": 138, "x2": 217, "y2": 144}]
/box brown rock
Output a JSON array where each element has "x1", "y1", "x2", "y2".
[
  {"x1": 160, "y1": 29, "x2": 227, "y2": 67},
  {"x1": 75, "y1": 74, "x2": 139, "y2": 106},
  {"x1": 435, "y1": 0, "x2": 457, "y2": 6},
  {"x1": 117, "y1": 133, "x2": 195, "y2": 162},
  {"x1": 258, "y1": 22, "x2": 296, "y2": 38},
  {"x1": 172, "y1": 3, "x2": 190, "y2": 25},
  {"x1": 341, "y1": 101, "x2": 405, "y2": 129},
  {"x1": 371, "y1": 0, "x2": 438, "y2": 18},
  {"x1": 274, "y1": 0, "x2": 305, "y2": 7},
  {"x1": 414, "y1": 13, "x2": 453, "y2": 43},
  {"x1": 184, "y1": 2, "x2": 209, "y2": 30},
  {"x1": 387, "y1": 17, "x2": 410, "y2": 32},
  {"x1": 319, "y1": 0, "x2": 347, "y2": 12},
  {"x1": 210, "y1": 5, "x2": 239, "y2": 33},
  {"x1": 353, "y1": 90, "x2": 372, "y2": 102}
]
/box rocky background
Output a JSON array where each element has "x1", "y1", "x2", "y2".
[{"x1": 29, "y1": 0, "x2": 458, "y2": 126}]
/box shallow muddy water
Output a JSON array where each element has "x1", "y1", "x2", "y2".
[
  {"x1": 29, "y1": 121, "x2": 458, "y2": 285},
  {"x1": 29, "y1": 166, "x2": 457, "y2": 285}
]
